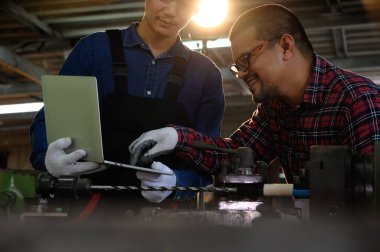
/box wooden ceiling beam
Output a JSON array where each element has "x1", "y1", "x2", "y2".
[
  {"x1": 0, "y1": 59, "x2": 41, "y2": 85},
  {"x1": 0, "y1": 0, "x2": 62, "y2": 38}
]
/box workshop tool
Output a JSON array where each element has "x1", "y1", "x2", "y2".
[
  {"x1": 36, "y1": 172, "x2": 310, "y2": 198},
  {"x1": 306, "y1": 143, "x2": 380, "y2": 222},
  {"x1": 190, "y1": 141, "x2": 277, "y2": 213},
  {"x1": 36, "y1": 173, "x2": 238, "y2": 199},
  {"x1": 191, "y1": 141, "x2": 266, "y2": 201},
  {"x1": 192, "y1": 141, "x2": 259, "y2": 174},
  {"x1": 32, "y1": 142, "x2": 380, "y2": 224}
]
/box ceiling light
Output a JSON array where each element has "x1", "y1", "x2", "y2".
[
  {"x1": 192, "y1": 0, "x2": 228, "y2": 28},
  {"x1": 0, "y1": 102, "x2": 43, "y2": 115}
]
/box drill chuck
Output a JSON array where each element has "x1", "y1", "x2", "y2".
[{"x1": 37, "y1": 173, "x2": 92, "y2": 199}]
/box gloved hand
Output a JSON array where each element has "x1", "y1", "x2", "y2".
[
  {"x1": 45, "y1": 137, "x2": 106, "y2": 177},
  {"x1": 136, "y1": 161, "x2": 176, "y2": 203},
  {"x1": 129, "y1": 127, "x2": 178, "y2": 165}
]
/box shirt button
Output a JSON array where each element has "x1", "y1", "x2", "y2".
[
  {"x1": 147, "y1": 90, "x2": 152, "y2": 95},
  {"x1": 152, "y1": 60, "x2": 155, "y2": 64}
]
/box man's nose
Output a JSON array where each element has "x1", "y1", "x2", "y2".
[{"x1": 163, "y1": 1, "x2": 178, "y2": 15}]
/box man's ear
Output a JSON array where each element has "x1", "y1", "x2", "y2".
[{"x1": 279, "y1": 34, "x2": 295, "y2": 60}]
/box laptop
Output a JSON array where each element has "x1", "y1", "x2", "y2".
[{"x1": 42, "y1": 75, "x2": 173, "y2": 176}]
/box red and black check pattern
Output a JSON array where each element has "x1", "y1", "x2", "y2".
[{"x1": 172, "y1": 54, "x2": 380, "y2": 181}]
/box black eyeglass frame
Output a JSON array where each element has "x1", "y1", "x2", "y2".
[{"x1": 230, "y1": 38, "x2": 279, "y2": 77}]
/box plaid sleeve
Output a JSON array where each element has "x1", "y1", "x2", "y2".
[
  {"x1": 171, "y1": 126, "x2": 237, "y2": 174},
  {"x1": 169, "y1": 104, "x2": 277, "y2": 174},
  {"x1": 230, "y1": 103, "x2": 277, "y2": 162}
]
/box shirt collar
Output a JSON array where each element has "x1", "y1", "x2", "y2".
[
  {"x1": 122, "y1": 22, "x2": 191, "y2": 60},
  {"x1": 300, "y1": 53, "x2": 329, "y2": 107}
]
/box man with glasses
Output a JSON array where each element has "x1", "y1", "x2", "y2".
[
  {"x1": 129, "y1": 4, "x2": 380, "y2": 189},
  {"x1": 30, "y1": 0, "x2": 225, "y2": 206}
]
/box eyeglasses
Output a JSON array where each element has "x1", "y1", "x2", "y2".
[
  {"x1": 230, "y1": 39, "x2": 275, "y2": 77},
  {"x1": 158, "y1": 0, "x2": 197, "y2": 12}
]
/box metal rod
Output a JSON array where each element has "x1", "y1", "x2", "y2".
[{"x1": 90, "y1": 185, "x2": 238, "y2": 193}]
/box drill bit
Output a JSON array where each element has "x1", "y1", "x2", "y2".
[{"x1": 90, "y1": 185, "x2": 238, "y2": 193}]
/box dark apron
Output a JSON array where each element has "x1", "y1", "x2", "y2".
[
  {"x1": 68, "y1": 30, "x2": 196, "y2": 222},
  {"x1": 89, "y1": 92, "x2": 193, "y2": 186},
  {"x1": 85, "y1": 30, "x2": 192, "y2": 185},
  {"x1": 84, "y1": 29, "x2": 193, "y2": 190}
]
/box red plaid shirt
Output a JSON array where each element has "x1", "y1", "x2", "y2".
[{"x1": 173, "y1": 54, "x2": 380, "y2": 181}]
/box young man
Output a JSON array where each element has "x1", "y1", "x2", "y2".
[
  {"x1": 30, "y1": 0, "x2": 225, "y2": 204},
  {"x1": 129, "y1": 3, "x2": 380, "y2": 188}
]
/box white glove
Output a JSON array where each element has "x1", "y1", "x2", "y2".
[
  {"x1": 45, "y1": 137, "x2": 106, "y2": 177},
  {"x1": 129, "y1": 127, "x2": 178, "y2": 165},
  {"x1": 136, "y1": 161, "x2": 176, "y2": 203}
]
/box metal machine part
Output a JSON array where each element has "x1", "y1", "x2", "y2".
[
  {"x1": 306, "y1": 143, "x2": 380, "y2": 222},
  {"x1": 191, "y1": 142, "x2": 263, "y2": 176},
  {"x1": 191, "y1": 141, "x2": 267, "y2": 200},
  {"x1": 192, "y1": 140, "x2": 380, "y2": 223},
  {"x1": 34, "y1": 173, "x2": 282, "y2": 226},
  {"x1": 137, "y1": 208, "x2": 263, "y2": 227},
  {"x1": 191, "y1": 140, "x2": 380, "y2": 223},
  {"x1": 36, "y1": 173, "x2": 238, "y2": 199},
  {"x1": 37, "y1": 173, "x2": 92, "y2": 199},
  {"x1": 218, "y1": 201, "x2": 262, "y2": 211},
  {"x1": 35, "y1": 142, "x2": 267, "y2": 200},
  {"x1": 190, "y1": 142, "x2": 283, "y2": 221},
  {"x1": 34, "y1": 140, "x2": 380, "y2": 225}
]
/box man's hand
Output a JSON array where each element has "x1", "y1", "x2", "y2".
[
  {"x1": 136, "y1": 161, "x2": 176, "y2": 203},
  {"x1": 45, "y1": 137, "x2": 106, "y2": 177},
  {"x1": 129, "y1": 127, "x2": 178, "y2": 165}
]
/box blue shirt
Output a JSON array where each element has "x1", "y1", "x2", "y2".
[{"x1": 30, "y1": 23, "x2": 225, "y2": 199}]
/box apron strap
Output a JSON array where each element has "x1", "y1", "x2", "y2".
[
  {"x1": 164, "y1": 56, "x2": 188, "y2": 101},
  {"x1": 106, "y1": 29, "x2": 128, "y2": 94}
]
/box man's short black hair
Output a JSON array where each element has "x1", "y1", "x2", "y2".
[{"x1": 229, "y1": 4, "x2": 313, "y2": 56}]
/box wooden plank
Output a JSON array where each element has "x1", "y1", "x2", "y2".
[
  {"x1": 0, "y1": 0, "x2": 61, "y2": 37},
  {"x1": 0, "y1": 92, "x2": 41, "y2": 101},
  {"x1": 0, "y1": 59, "x2": 41, "y2": 84}
]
